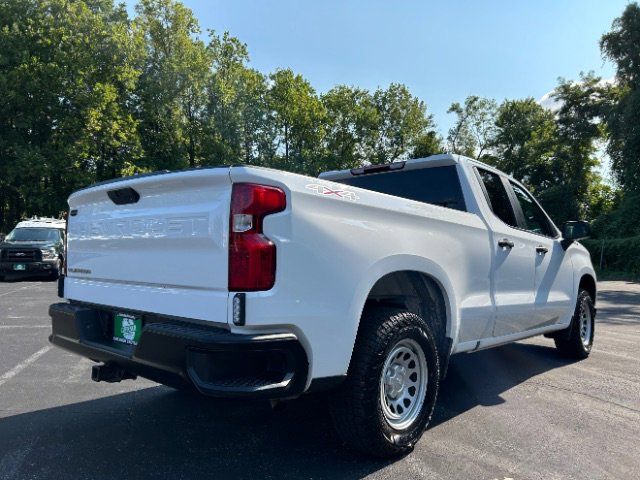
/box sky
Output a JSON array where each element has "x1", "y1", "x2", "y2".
[{"x1": 126, "y1": 0, "x2": 628, "y2": 136}]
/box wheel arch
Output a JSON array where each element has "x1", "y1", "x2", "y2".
[
  {"x1": 347, "y1": 257, "x2": 458, "y2": 375},
  {"x1": 579, "y1": 273, "x2": 597, "y2": 304},
  {"x1": 363, "y1": 271, "x2": 450, "y2": 354}
]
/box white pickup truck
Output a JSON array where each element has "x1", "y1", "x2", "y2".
[{"x1": 49, "y1": 154, "x2": 596, "y2": 457}]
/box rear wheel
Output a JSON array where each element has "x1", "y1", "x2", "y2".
[
  {"x1": 554, "y1": 289, "x2": 595, "y2": 359},
  {"x1": 329, "y1": 307, "x2": 440, "y2": 457}
]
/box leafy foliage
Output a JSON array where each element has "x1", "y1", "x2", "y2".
[
  {"x1": 491, "y1": 98, "x2": 558, "y2": 190},
  {"x1": 451, "y1": 86, "x2": 607, "y2": 225},
  {"x1": 0, "y1": 0, "x2": 143, "y2": 229},
  {"x1": 583, "y1": 235, "x2": 640, "y2": 276},
  {"x1": 0, "y1": 0, "x2": 439, "y2": 231},
  {"x1": 447, "y1": 96, "x2": 497, "y2": 159},
  {"x1": 598, "y1": 2, "x2": 640, "y2": 226},
  {"x1": 134, "y1": 0, "x2": 211, "y2": 170},
  {"x1": 1, "y1": 0, "x2": 640, "y2": 245}
]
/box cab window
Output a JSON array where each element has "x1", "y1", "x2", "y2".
[
  {"x1": 476, "y1": 169, "x2": 518, "y2": 228},
  {"x1": 509, "y1": 182, "x2": 556, "y2": 237}
]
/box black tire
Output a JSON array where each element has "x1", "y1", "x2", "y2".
[
  {"x1": 554, "y1": 289, "x2": 595, "y2": 359},
  {"x1": 50, "y1": 259, "x2": 61, "y2": 280},
  {"x1": 329, "y1": 307, "x2": 440, "y2": 458}
]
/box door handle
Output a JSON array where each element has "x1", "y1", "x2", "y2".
[
  {"x1": 536, "y1": 245, "x2": 549, "y2": 254},
  {"x1": 498, "y1": 238, "x2": 514, "y2": 249}
]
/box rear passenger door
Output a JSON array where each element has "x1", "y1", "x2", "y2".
[{"x1": 475, "y1": 168, "x2": 536, "y2": 337}]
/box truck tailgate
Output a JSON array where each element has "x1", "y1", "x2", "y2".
[{"x1": 64, "y1": 167, "x2": 231, "y2": 324}]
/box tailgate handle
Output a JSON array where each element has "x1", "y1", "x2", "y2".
[{"x1": 107, "y1": 187, "x2": 140, "y2": 205}]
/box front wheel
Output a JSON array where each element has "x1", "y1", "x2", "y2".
[
  {"x1": 329, "y1": 307, "x2": 440, "y2": 457},
  {"x1": 50, "y1": 259, "x2": 62, "y2": 280},
  {"x1": 554, "y1": 289, "x2": 595, "y2": 359}
]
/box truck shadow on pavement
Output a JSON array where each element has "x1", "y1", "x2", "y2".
[
  {"x1": 0, "y1": 275, "x2": 58, "y2": 283},
  {"x1": 596, "y1": 288, "x2": 640, "y2": 326},
  {"x1": 0, "y1": 341, "x2": 578, "y2": 479}
]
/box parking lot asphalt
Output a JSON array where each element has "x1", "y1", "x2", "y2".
[{"x1": 0, "y1": 279, "x2": 638, "y2": 480}]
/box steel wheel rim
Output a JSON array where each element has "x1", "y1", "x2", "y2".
[
  {"x1": 579, "y1": 298, "x2": 592, "y2": 347},
  {"x1": 379, "y1": 338, "x2": 428, "y2": 430}
]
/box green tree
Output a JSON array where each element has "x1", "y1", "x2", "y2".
[
  {"x1": 588, "y1": 2, "x2": 640, "y2": 237},
  {"x1": 369, "y1": 83, "x2": 436, "y2": 164},
  {"x1": 321, "y1": 84, "x2": 440, "y2": 169},
  {"x1": 0, "y1": 0, "x2": 143, "y2": 231},
  {"x1": 0, "y1": 0, "x2": 447, "y2": 231},
  {"x1": 267, "y1": 69, "x2": 326, "y2": 174},
  {"x1": 490, "y1": 82, "x2": 607, "y2": 225},
  {"x1": 205, "y1": 32, "x2": 272, "y2": 166},
  {"x1": 600, "y1": 2, "x2": 640, "y2": 192},
  {"x1": 447, "y1": 95, "x2": 498, "y2": 159},
  {"x1": 491, "y1": 98, "x2": 557, "y2": 187},
  {"x1": 134, "y1": 0, "x2": 211, "y2": 170},
  {"x1": 410, "y1": 131, "x2": 444, "y2": 159},
  {"x1": 543, "y1": 75, "x2": 604, "y2": 223},
  {"x1": 321, "y1": 86, "x2": 378, "y2": 170}
]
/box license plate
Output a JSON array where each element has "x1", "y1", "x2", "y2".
[
  {"x1": 113, "y1": 313, "x2": 142, "y2": 346},
  {"x1": 13, "y1": 264, "x2": 26, "y2": 271}
]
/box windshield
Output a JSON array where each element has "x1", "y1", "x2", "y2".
[{"x1": 5, "y1": 228, "x2": 61, "y2": 243}]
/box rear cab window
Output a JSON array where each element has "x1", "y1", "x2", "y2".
[
  {"x1": 475, "y1": 168, "x2": 518, "y2": 227},
  {"x1": 334, "y1": 165, "x2": 467, "y2": 211}
]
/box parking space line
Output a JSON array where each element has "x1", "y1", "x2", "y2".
[
  {"x1": 0, "y1": 285, "x2": 33, "y2": 297},
  {"x1": 0, "y1": 346, "x2": 52, "y2": 388},
  {"x1": 0, "y1": 325, "x2": 49, "y2": 329}
]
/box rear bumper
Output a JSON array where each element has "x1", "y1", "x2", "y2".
[
  {"x1": 49, "y1": 302, "x2": 309, "y2": 399},
  {"x1": 1, "y1": 260, "x2": 58, "y2": 274}
]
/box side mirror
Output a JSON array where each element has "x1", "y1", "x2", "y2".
[{"x1": 562, "y1": 220, "x2": 591, "y2": 243}]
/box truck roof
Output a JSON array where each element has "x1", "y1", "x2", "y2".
[
  {"x1": 320, "y1": 154, "x2": 461, "y2": 181},
  {"x1": 68, "y1": 154, "x2": 513, "y2": 202},
  {"x1": 15, "y1": 217, "x2": 66, "y2": 229},
  {"x1": 319, "y1": 153, "x2": 511, "y2": 182}
]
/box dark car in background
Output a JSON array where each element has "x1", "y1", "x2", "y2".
[{"x1": 0, "y1": 217, "x2": 66, "y2": 280}]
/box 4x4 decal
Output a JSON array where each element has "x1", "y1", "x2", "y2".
[{"x1": 306, "y1": 184, "x2": 359, "y2": 201}]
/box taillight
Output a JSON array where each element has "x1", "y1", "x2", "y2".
[{"x1": 228, "y1": 183, "x2": 286, "y2": 291}]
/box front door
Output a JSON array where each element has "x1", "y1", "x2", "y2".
[{"x1": 507, "y1": 181, "x2": 574, "y2": 327}]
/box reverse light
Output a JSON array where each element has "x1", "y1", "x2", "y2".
[
  {"x1": 232, "y1": 214, "x2": 253, "y2": 233},
  {"x1": 232, "y1": 293, "x2": 246, "y2": 325},
  {"x1": 228, "y1": 183, "x2": 286, "y2": 291}
]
